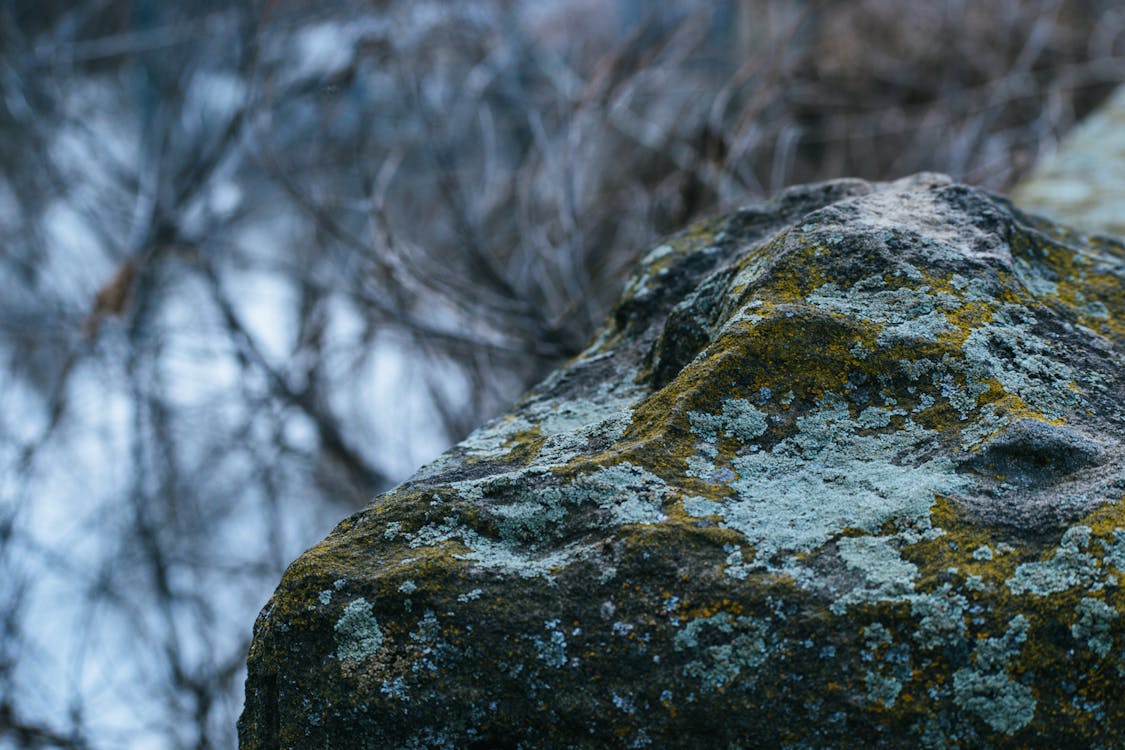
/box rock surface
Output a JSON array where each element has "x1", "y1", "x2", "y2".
[{"x1": 240, "y1": 174, "x2": 1125, "y2": 749}]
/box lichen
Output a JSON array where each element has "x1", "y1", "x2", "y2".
[
  {"x1": 334, "y1": 598, "x2": 384, "y2": 662},
  {"x1": 674, "y1": 613, "x2": 772, "y2": 692},
  {"x1": 951, "y1": 616, "x2": 1035, "y2": 735},
  {"x1": 1072, "y1": 597, "x2": 1118, "y2": 657},
  {"x1": 688, "y1": 399, "x2": 769, "y2": 444},
  {"x1": 909, "y1": 585, "x2": 967, "y2": 650},
  {"x1": 534, "y1": 619, "x2": 569, "y2": 668},
  {"x1": 832, "y1": 535, "x2": 919, "y2": 612},
  {"x1": 686, "y1": 394, "x2": 961, "y2": 571},
  {"x1": 1007, "y1": 526, "x2": 1099, "y2": 595}
]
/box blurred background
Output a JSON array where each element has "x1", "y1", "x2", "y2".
[{"x1": 0, "y1": 0, "x2": 1122, "y2": 747}]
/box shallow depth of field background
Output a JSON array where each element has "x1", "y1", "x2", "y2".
[{"x1": 1, "y1": 1, "x2": 1123, "y2": 747}]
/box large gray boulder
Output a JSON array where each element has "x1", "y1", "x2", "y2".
[{"x1": 240, "y1": 174, "x2": 1125, "y2": 749}]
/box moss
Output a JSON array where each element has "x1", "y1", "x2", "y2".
[{"x1": 498, "y1": 427, "x2": 546, "y2": 466}]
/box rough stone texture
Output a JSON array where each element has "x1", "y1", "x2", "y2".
[
  {"x1": 240, "y1": 174, "x2": 1125, "y2": 749},
  {"x1": 1012, "y1": 85, "x2": 1125, "y2": 239}
]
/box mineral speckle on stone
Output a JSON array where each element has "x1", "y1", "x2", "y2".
[{"x1": 241, "y1": 174, "x2": 1125, "y2": 749}]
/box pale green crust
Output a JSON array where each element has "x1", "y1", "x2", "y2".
[{"x1": 241, "y1": 175, "x2": 1125, "y2": 749}]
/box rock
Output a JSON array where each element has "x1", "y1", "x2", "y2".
[
  {"x1": 240, "y1": 174, "x2": 1125, "y2": 749},
  {"x1": 1012, "y1": 85, "x2": 1125, "y2": 239}
]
